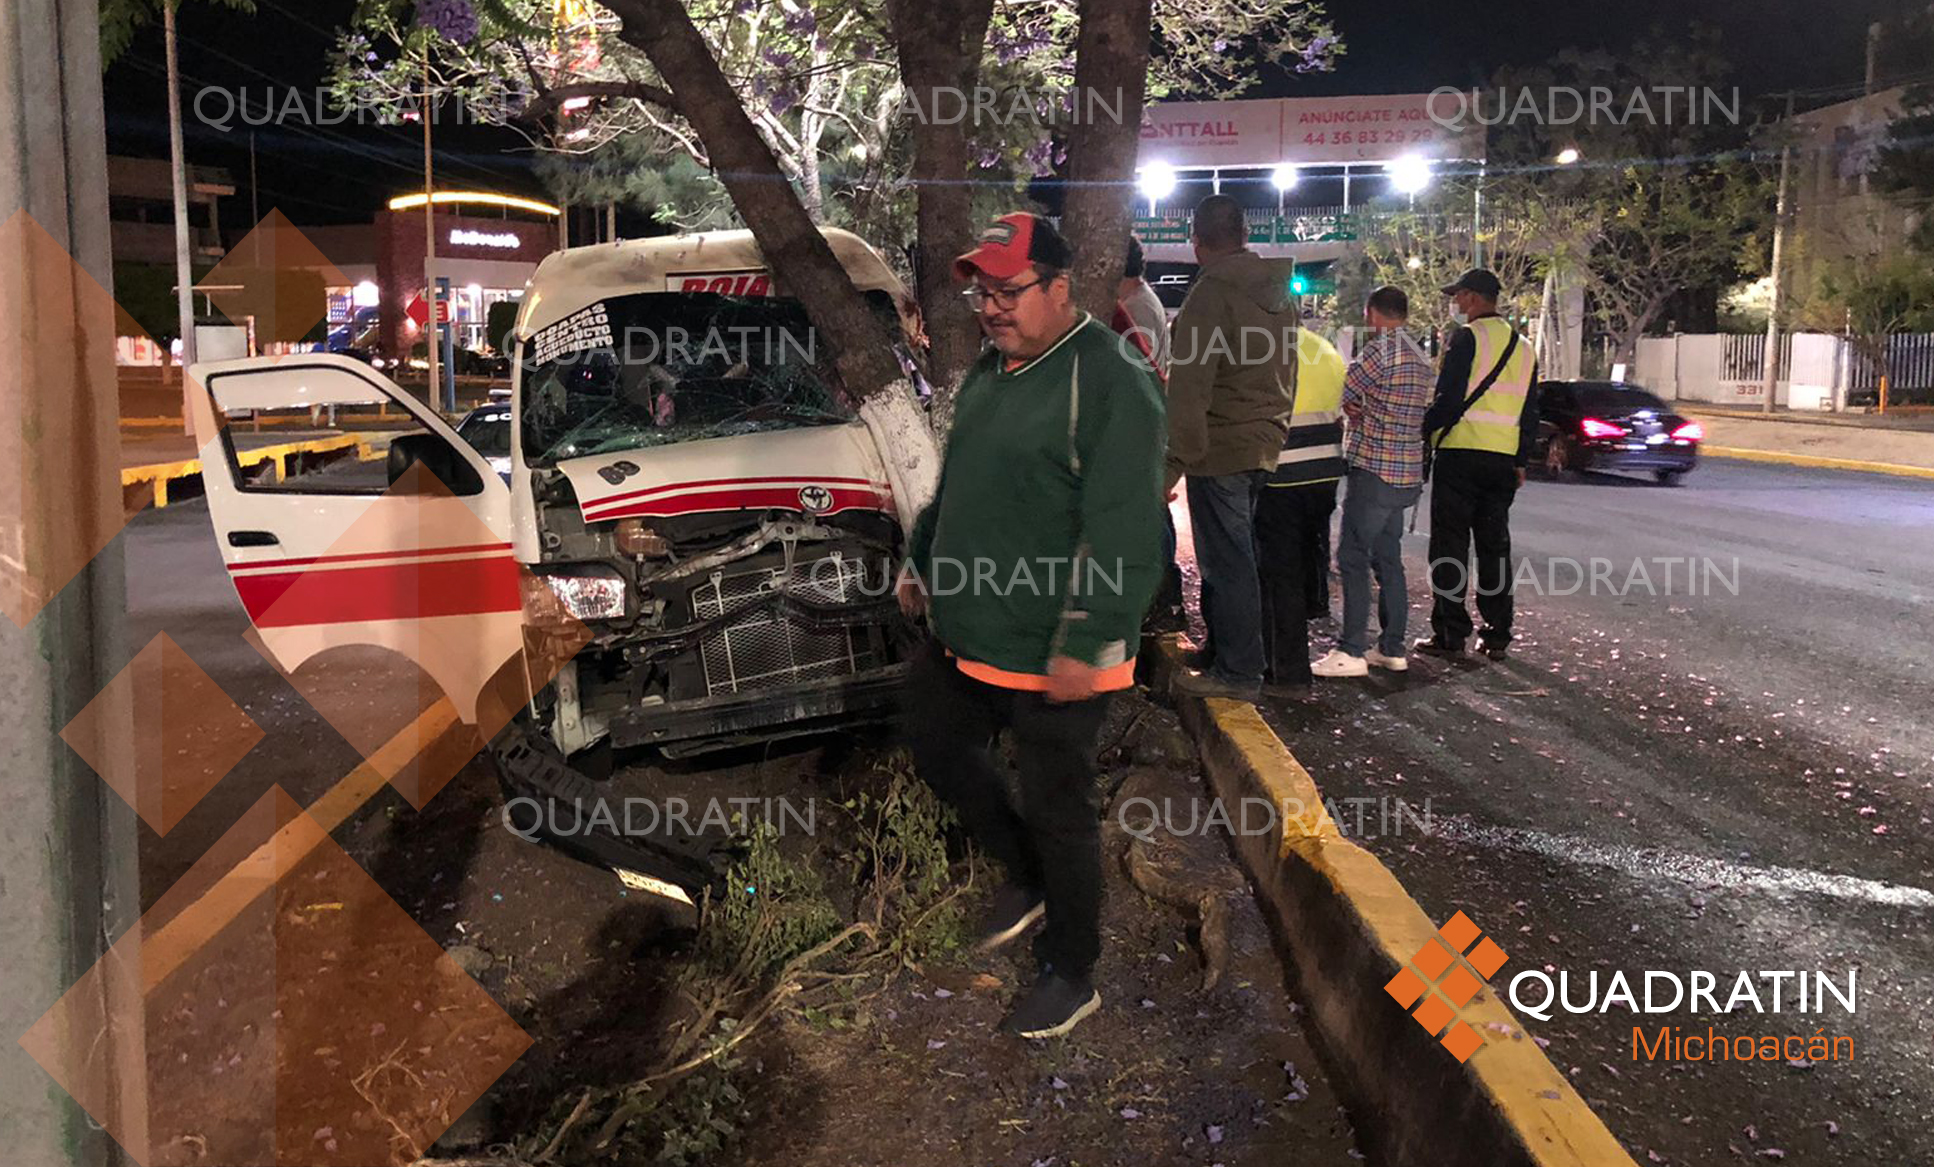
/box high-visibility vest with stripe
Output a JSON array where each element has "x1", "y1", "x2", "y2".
[
  {"x1": 1273, "y1": 330, "x2": 1346, "y2": 486},
  {"x1": 1438, "y1": 316, "x2": 1535, "y2": 456}
]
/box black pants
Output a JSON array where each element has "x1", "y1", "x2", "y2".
[
  {"x1": 903, "y1": 644, "x2": 1113, "y2": 979},
  {"x1": 1308, "y1": 507, "x2": 1335, "y2": 618},
  {"x1": 1427, "y1": 451, "x2": 1519, "y2": 648},
  {"x1": 1255, "y1": 479, "x2": 1337, "y2": 686}
]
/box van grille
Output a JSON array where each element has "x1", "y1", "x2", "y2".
[{"x1": 690, "y1": 554, "x2": 882, "y2": 697}]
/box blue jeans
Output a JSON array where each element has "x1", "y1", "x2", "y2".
[
  {"x1": 1186, "y1": 470, "x2": 1267, "y2": 685},
  {"x1": 1337, "y1": 468, "x2": 1421, "y2": 657}
]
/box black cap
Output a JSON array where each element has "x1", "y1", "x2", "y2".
[{"x1": 1440, "y1": 268, "x2": 1502, "y2": 298}]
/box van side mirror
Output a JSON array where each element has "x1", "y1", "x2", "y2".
[{"x1": 388, "y1": 433, "x2": 484, "y2": 496}]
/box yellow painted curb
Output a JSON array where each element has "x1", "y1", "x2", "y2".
[
  {"x1": 121, "y1": 435, "x2": 382, "y2": 508},
  {"x1": 1156, "y1": 640, "x2": 1637, "y2": 1167},
  {"x1": 1701, "y1": 445, "x2": 1934, "y2": 480}
]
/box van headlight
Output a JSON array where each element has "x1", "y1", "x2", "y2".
[{"x1": 537, "y1": 568, "x2": 627, "y2": 621}]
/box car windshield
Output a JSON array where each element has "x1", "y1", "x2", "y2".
[
  {"x1": 457, "y1": 410, "x2": 511, "y2": 457},
  {"x1": 517, "y1": 292, "x2": 858, "y2": 466},
  {"x1": 1577, "y1": 384, "x2": 1668, "y2": 413}
]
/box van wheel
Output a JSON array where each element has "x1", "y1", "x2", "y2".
[{"x1": 1654, "y1": 469, "x2": 1687, "y2": 487}]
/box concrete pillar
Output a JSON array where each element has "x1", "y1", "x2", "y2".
[{"x1": 0, "y1": 0, "x2": 140, "y2": 1164}]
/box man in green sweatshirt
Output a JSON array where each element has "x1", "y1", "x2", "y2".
[{"x1": 899, "y1": 212, "x2": 1167, "y2": 1039}]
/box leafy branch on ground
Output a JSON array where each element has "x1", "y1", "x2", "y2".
[{"x1": 416, "y1": 750, "x2": 980, "y2": 1166}]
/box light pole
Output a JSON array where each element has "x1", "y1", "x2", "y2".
[
  {"x1": 1390, "y1": 155, "x2": 1431, "y2": 210},
  {"x1": 1271, "y1": 164, "x2": 1297, "y2": 242},
  {"x1": 1138, "y1": 162, "x2": 1176, "y2": 219},
  {"x1": 421, "y1": 51, "x2": 440, "y2": 410},
  {"x1": 165, "y1": 2, "x2": 196, "y2": 375},
  {"x1": 1762, "y1": 94, "x2": 1795, "y2": 414}
]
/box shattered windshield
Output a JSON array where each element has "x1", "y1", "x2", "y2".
[{"x1": 518, "y1": 292, "x2": 859, "y2": 466}]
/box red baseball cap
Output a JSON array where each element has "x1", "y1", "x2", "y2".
[{"x1": 953, "y1": 212, "x2": 1075, "y2": 282}]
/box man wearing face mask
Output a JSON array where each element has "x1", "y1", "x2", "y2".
[
  {"x1": 899, "y1": 212, "x2": 1166, "y2": 1040},
  {"x1": 1419, "y1": 269, "x2": 1540, "y2": 661}
]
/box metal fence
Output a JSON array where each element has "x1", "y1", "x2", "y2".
[{"x1": 1845, "y1": 334, "x2": 1934, "y2": 403}]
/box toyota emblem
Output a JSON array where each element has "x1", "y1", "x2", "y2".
[{"x1": 798, "y1": 485, "x2": 834, "y2": 514}]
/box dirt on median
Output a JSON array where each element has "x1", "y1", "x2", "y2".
[{"x1": 319, "y1": 690, "x2": 1369, "y2": 1167}]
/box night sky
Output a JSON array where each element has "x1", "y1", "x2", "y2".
[{"x1": 101, "y1": 0, "x2": 1920, "y2": 230}]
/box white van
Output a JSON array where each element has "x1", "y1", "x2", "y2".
[{"x1": 191, "y1": 228, "x2": 934, "y2": 892}]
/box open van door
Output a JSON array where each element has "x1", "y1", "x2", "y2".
[{"x1": 187, "y1": 354, "x2": 523, "y2": 728}]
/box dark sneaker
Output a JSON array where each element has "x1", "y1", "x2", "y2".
[
  {"x1": 1181, "y1": 646, "x2": 1215, "y2": 671},
  {"x1": 976, "y1": 883, "x2": 1045, "y2": 952},
  {"x1": 1170, "y1": 669, "x2": 1261, "y2": 702},
  {"x1": 1000, "y1": 972, "x2": 1101, "y2": 1039},
  {"x1": 1480, "y1": 641, "x2": 1510, "y2": 661},
  {"x1": 1412, "y1": 636, "x2": 1464, "y2": 658}
]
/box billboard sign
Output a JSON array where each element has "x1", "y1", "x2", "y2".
[{"x1": 1140, "y1": 94, "x2": 1487, "y2": 168}]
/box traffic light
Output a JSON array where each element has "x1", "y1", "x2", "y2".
[{"x1": 1290, "y1": 274, "x2": 1309, "y2": 295}]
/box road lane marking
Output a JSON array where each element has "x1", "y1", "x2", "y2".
[{"x1": 1431, "y1": 814, "x2": 1934, "y2": 909}]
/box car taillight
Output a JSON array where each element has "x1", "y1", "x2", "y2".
[
  {"x1": 1580, "y1": 417, "x2": 1626, "y2": 439},
  {"x1": 1671, "y1": 420, "x2": 1704, "y2": 442}
]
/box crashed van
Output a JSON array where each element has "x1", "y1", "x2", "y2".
[{"x1": 190, "y1": 228, "x2": 935, "y2": 895}]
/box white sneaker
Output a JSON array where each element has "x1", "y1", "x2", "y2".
[
  {"x1": 1311, "y1": 650, "x2": 1369, "y2": 678},
  {"x1": 1365, "y1": 648, "x2": 1409, "y2": 672}
]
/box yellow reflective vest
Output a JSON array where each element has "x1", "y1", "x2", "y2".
[
  {"x1": 1271, "y1": 329, "x2": 1346, "y2": 486},
  {"x1": 1438, "y1": 316, "x2": 1536, "y2": 456}
]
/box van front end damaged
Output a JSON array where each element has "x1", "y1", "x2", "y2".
[{"x1": 520, "y1": 466, "x2": 917, "y2": 763}]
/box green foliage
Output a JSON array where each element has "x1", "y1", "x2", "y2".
[
  {"x1": 1809, "y1": 253, "x2": 1934, "y2": 363},
  {"x1": 100, "y1": 0, "x2": 257, "y2": 68},
  {"x1": 1872, "y1": 84, "x2": 1934, "y2": 252},
  {"x1": 112, "y1": 261, "x2": 205, "y2": 343},
  {"x1": 326, "y1": 0, "x2": 1341, "y2": 238},
  {"x1": 691, "y1": 822, "x2": 846, "y2": 985},
  {"x1": 838, "y1": 755, "x2": 973, "y2": 964}
]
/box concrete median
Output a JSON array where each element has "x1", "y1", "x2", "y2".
[
  {"x1": 1681, "y1": 408, "x2": 1934, "y2": 478},
  {"x1": 1153, "y1": 638, "x2": 1637, "y2": 1167}
]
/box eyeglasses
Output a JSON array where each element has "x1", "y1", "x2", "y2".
[{"x1": 962, "y1": 276, "x2": 1045, "y2": 311}]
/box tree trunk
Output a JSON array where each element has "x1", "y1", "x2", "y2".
[
  {"x1": 1059, "y1": 0, "x2": 1154, "y2": 322},
  {"x1": 603, "y1": 0, "x2": 938, "y2": 528},
  {"x1": 888, "y1": 0, "x2": 995, "y2": 431}
]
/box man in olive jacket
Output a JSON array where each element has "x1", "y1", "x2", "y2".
[
  {"x1": 1165, "y1": 194, "x2": 1297, "y2": 700},
  {"x1": 898, "y1": 213, "x2": 1166, "y2": 1040}
]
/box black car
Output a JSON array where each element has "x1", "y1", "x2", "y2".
[
  {"x1": 454, "y1": 402, "x2": 513, "y2": 481},
  {"x1": 1531, "y1": 380, "x2": 1703, "y2": 485}
]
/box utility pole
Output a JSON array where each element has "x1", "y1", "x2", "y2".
[
  {"x1": 2, "y1": 0, "x2": 143, "y2": 1160},
  {"x1": 1761, "y1": 91, "x2": 1795, "y2": 415},
  {"x1": 422, "y1": 52, "x2": 439, "y2": 410},
  {"x1": 166, "y1": 1, "x2": 196, "y2": 374}
]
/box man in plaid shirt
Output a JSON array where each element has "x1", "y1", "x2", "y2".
[{"x1": 1313, "y1": 285, "x2": 1434, "y2": 677}]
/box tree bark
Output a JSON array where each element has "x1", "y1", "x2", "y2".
[
  {"x1": 1059, "y1": 0, "x2": 1154, "y2": 322},
  {"x1": 888, "y1": 0, "x2": 996, "y2": 424},
  {"x1": 602, "y1": 0, "x2": 939, "y2": 527}
]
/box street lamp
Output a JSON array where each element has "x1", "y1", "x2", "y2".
[
  {"x1": 1389, "y1": 154, "x2": 1432, "y2": 199},
  {"x1": 1138, "y1": 162, "x2": 1177, "y2": 216},
  {"x1": 1555, "y1": 146, "x2": 1581, "y2": 166},
  {"x1": 1270, "y1": 163, "x2": 1298, "y2": 221}
]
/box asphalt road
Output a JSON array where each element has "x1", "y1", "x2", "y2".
[{"x1": 1245, "y1": 458, "x2": 1934, "y2": 1165}]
